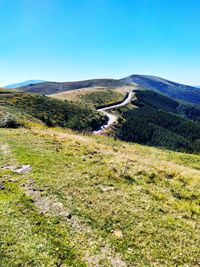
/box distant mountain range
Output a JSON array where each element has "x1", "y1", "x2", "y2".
[
  {"x1": 5, "y1": 75, "x2": 200, "y2": 106},
  {"x1": 4, "y1": 80, "x2": 45, "y2": 88}
]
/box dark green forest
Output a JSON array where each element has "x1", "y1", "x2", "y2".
[{"x1": 115, "y1": 90, "x2": 200, "y2": 153}]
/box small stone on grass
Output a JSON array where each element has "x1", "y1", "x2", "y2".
[{"x1": 113, "y1": 229, "x2": 123, "y2": 239}]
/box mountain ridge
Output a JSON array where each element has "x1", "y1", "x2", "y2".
[
  {"x1": 13, "y1": 74, "x2": 200, "y2": 106},
  {"x1": 16, "y1": 79, "x2": 125, "y2": 95}
]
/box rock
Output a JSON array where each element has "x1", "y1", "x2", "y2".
[
  {"x1": 113, "y1": 229, "x2": 123, "y2": 239},
  {"x1": 2, "y1": 164, "x2": 32, "y2": 174},
  {"x1": 14, "y1": 165, "x2": 32, "y2": 174},
  {"x1": 97, "y1": 184, "x2": 115, "y2": 192}
]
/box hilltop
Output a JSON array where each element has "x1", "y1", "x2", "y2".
[{"x1": 13, "y1": 74, "x2": 200, "y2": 106}]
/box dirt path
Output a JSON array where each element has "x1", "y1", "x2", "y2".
[{"x1": 94, "y1": 91, "x2": 134, "y2": 134}]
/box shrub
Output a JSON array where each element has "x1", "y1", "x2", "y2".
[{"x1": 0, "y1": 114, "x2": 21, "y2": 128}]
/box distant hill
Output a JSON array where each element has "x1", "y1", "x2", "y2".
[
  {"x1": 18, "y1": 79, "x2": 124, "y2": 95},
  {"x1": 120, "y1": 75, "x2": 200, "y2": 105},
  {"x1": 4, "y1": 80, "x2": 45, "y2": 89}
]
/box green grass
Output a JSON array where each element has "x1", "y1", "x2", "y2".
[
  {"x1": 0, "y1": 185, "x2": 85, "y2": 266},
  {"x1": 79, "y1": 89, "x2": 124, "y2": 107},
  {"x1": 0, "y1": 126, "x2": 200, "y2": 266},
  {"x1": 0, "y1": 136, "x2": 86, "y2": 266}
]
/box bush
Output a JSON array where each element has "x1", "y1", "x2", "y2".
[
  {"x1": 0, "y1": 114, "x2": 21, "y2": 128},
  {"x1": 0, "y1": 92, "x2": 107, "y2": 132}
]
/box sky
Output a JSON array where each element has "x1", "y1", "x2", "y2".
[{"x1": 0, "y1": 0, "x2": 200, "y2": 86}]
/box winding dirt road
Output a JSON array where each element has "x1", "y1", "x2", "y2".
[{"x1": 94, "y1": 91, "x2": 134, "y2": 134}]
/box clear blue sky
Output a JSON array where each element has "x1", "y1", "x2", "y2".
[{"x1": 0, "y1": 0, "x2": 200, "y2": 86}]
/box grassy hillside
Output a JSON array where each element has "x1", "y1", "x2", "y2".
[
  {"x1": 0, "y1": 90, "x2": 106, "y2": 131},
  {"x1": 0, "y1": 126, "x2": 200, "y2": 266},
  {"x1": 51, "y1": 87, "x2": 125, "y2": 108},
  {"x1": 114, "y1": 90, "x2": 200, "y2": 153},
  {"x1": 79, "y1": 90, "x2": 125, "y2": 108}
]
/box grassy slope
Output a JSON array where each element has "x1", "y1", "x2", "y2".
[
  {"x1": 0, "y1": 90, "x2": 106, "y2": 131},
  {"x1": 79, "y1": 90, "x2": 124, "y2": 108},
  {"x1": 50, "y1": 87, "x2": 127, "y2": 108},
  {"x1": 0, "y1": 126, "x2": 200, "y2": 266}
]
